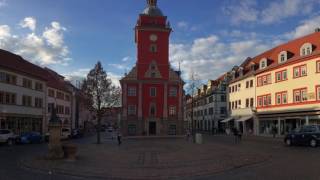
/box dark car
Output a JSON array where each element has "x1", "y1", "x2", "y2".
[
  {"x1": 71, "y1": 129, "x2": 84, "y2": 138},
  {"x1": 284, "y1": 125, "x2": 320, "y2": 147},
  {"x1": 19, "y1": 132, "x2": 43, "y2": 144}
]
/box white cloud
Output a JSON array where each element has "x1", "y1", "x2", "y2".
[
  {"x1": 169, "y1": 35, "x2": 271, "y2": 81},
  {"x1": 223, "y1": 0, "x2": 258, "y2": 25},
  {"x1": 121, "y1": 56, "x2": 131, "y2": 62},
  {"x1": 0, "y1": 17, "x2": 70, "y2": 66},
  {"x1": 65, "y1": 68, "x2": 121, "y2": 87},
  {"x1": 261, "y1": 0, "x2": 315, "y2": 24},
  {"x1": 285, "y1": 15, "x2": 320, "y2": 39},
  {"x1": 43, "y1": 21, "x2": 66, "y2": 48},
  {"x1": 0, "y1": 25, "x2": 10, "y2": 39},
  {"x1": 0, "y1": 0, "x2": 7, "y2": 8},
  {"x1": 19, "y1": 17, "x2": 36, "y2": 31},
  {"x1": 177, "y1": 21, "x2": 189, "y2": 29},
  {"x1": 224, "y1": 0, "x2": 319, "y2": 25}
]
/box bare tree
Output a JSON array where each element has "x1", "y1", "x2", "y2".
[
  {"x1": 187, "y1": 70, "x2": 201, "y2": 142},
  {"x1": 81, "y1": 61, "x2": 121, "y2": 144}
]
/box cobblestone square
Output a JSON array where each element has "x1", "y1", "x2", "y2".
[{"x1": 1, "y1": 134, "x2": 320, "y2": 180}]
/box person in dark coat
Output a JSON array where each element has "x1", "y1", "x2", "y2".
[{"x1": 117, "y1": 131, "x2": 122, "y2": 146}]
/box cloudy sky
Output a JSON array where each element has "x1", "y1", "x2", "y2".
[{"x1": 0, "y1": 0, "x2": 320, "y2": 87}]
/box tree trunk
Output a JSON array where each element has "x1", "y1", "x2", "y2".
[{"x1": 97, "y1": 112, "x2": 101, "y2": 144}]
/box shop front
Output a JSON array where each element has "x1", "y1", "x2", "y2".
[
  {"x1": 257, "y1": 109, "x2": 320, "y2": 136},
  {"x1": 0, "y1": 115, "x2": 43, "y2": 135}
]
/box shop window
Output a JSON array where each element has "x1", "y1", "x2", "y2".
[{"x1": 168, "y1": 125, "x2": 176, "y2": 135}]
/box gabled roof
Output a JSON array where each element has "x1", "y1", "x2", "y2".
[
  {"x1": 0, "y1": 49, "x2": 48, "y2": 81},
  {"x1": 252, "y1": 31, "x2": 320, "y2": 68},
  {"x1": 231, "y1": 31, "x2": 320, "y2": 82}
]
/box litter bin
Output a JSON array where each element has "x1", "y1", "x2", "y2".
[{"x1": 195, "y1": 133, "x2": 202, "y2": 144}]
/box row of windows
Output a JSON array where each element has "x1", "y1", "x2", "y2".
[
  {"x1": 229, "y1": 80, "x2": 254, "y2": 93},
  {"x1": 0, "y1": 91, "x2": 43, "y2": 108},
  {"x1": 0, "y1": 72, "x2": 17, "y2": 85},
  {"x1": 48, "y1": 89, "x2": 70, "y2": 101},
  {"x1": 0, "y1": 72, "x2": 43, "y2": 91},
  {"x1": 229, "y1": 98, "x2": 254, "y2": 110},
  {"x1": 258, "y1": 62, "x2": 320, "y2": 87},
  {"x1": 193, "y1": 107, "x2": 227, "y2": 117},
  {"x1": 193, "y1": 95, "x2": 226, "y2": 107},
  {"x1": 47, "y1": 103, "x2": 70, "y2": 115},
  {"x1": 127, "y1": 105, "x2": 177, "y2": 116},
  {"x1": 257, "y1": 86, "x2": 320, "y2": 107},
  {"x1": 128, "y1": 86, "x2": 178, "y2": 97}
]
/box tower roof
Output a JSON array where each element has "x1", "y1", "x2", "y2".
[{"x1": 142, "y1": 0, "x2": 163, "y2": 16}]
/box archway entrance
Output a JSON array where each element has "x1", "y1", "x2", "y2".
[{"x1": 149, "y1": 122, "x2": 156, "y2": 135}]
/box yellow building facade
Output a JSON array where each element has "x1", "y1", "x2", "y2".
[{"x1": 225, "y1": 30, "x2": 320, "y2": 136}]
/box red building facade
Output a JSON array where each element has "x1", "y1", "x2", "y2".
[{"x1": 120, "y1": 0, "x2": 184, "y2": 136}]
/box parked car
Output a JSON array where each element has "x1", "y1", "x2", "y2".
[
  {"x1": 71, "y1": 129, "x2": 84, "y2": 138},
  {"x1": 0, "y1": 129, "x2": 18, "y2": 145},
  {"x1": 61, "y1": 128, "x2": 71, "y2": 140},
  {"x1": 19, "y1": 132, "x2": 43, "y2": 144},
  {"x1": 284, "y1": 125, "x2": 320, "y2": 147},
  {"x1": 44, "y1": 128, "x2": 72, "y2": 142}
]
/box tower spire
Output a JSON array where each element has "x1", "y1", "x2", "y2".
[{"x1": 147, "y1": 0, "x2": 157, "y2": 7}]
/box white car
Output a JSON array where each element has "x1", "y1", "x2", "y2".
[
  {"x1": 0, "y1": 129, "x2": 18, "y2": 145},
  {"x1": 61, "y1": 128, "x2": 71, "y2": 140}
]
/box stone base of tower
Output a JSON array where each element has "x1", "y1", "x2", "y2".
[{"x1": 121, "y1": 118, "x2": 184, "y2": 137}]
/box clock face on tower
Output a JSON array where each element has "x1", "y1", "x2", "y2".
[{"x1": 150, "y1": 34, "x2": 158, "y2": 42}]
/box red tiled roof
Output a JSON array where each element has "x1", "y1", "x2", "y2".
[
  {"x1": 232, "y1": 31, "x2": 320, "y2": 81},
  {"x1": 251, "y1": 31, "x2": 320, "y2": 68},
  {"x1": 0, "y1": 49, "x2": 48, "y2": 81}
]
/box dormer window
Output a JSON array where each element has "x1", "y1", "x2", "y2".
[
  {"x1": 259, "y1": 58, "x2": 267, "y2": 69},
  {"x1": 278, "y1": 51, "x2": 288, "y2": 63},
  {"x1": 300, "y1": 43, "x2": 313, "y2": 56}
]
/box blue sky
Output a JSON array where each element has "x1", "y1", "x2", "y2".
[{"x1": 0, "y1": 0, "x2": 320, "y2": 87}]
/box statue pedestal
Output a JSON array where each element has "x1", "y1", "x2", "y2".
[{"x1": 47, "y1": 122, "x2": 64, "y2": 159}]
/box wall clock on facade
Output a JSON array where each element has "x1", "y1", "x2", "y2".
[{"x1": 150, "y1": 34, "x2": 158, "y2": 42}]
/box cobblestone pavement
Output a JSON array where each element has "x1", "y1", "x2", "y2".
[{"x1": 1, "y1": 133, "x2": 320, "y2": 180}]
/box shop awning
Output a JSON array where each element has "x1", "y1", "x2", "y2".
[
  {"x1": 236, "y1": 116, "x2": 253, "y2": 122},
  {"x1": 221, "y1": 117, "x2": 234, "y2": 123}
]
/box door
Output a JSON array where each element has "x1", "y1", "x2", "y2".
[{"x1": 149, "y1": 122, "x2": 156, "y2": 135}]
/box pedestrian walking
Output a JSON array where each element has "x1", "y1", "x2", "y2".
[
  {"x1": 232, "y1": 127, "x2": 241, "y2": 143},
  {"x1": 272, "y1": 126, "x2": 277, "y2": 138},
  {"x1": 117, "y1": 131, "x2": 122, "y2": 146},
  {"x1": 186, "y1": 129, "x2": 191, "y2": 141}
]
